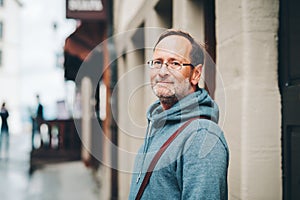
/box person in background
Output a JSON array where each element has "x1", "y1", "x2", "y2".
[
  {"x1": 129, "y1": 29, "x2": 229, "y2": 199},
  {"x1": 0, "y1": 102, "x2": 9, "y2": 158},
  {"x1": 35, "y1": 94, "x2": 44, "y2": 125},
  {"x1": 31, "y1": 94, "x2": 44, "y2": 149}
]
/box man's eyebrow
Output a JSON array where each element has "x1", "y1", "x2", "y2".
[{"x1": 152, "y1": 56, "x2": 182, "y2": 60}]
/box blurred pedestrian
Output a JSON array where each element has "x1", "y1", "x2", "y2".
[
  {"x1": 31, "y1": 94, "x2": 44, "y2": 149},
  {"x1": 35, "y1": 94, "x2": 44, "y2": 125},
  {"x1": 0, "y1": 102, "x2": 9, "y2": 158}
]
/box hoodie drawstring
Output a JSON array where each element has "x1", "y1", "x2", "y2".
[{"x1": 136, "y1": 120, "x2": 152, "y2": 184}]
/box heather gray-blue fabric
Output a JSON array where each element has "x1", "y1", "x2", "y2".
[{"x1": 128, "y1": 88, "x2": 229, "y2": 200}]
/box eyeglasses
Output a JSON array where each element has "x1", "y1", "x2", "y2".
[{"x1": 147, "y1": 60, "x2": 194, "y2": 70}]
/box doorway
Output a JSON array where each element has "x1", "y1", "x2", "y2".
[{"x1": 279, "y1": 0, "x2": 300, "y2": 199}]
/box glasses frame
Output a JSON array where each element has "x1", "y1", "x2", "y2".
[{"x1": 147, "y1": 60, "x2": 194, "y2": 70}]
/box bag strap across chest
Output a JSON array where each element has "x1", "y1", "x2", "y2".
[{"x1": 135, "y1": 116, "x2": 211, "y2": 200}]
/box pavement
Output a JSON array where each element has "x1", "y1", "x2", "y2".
[{"x1": 0, "y1": 133, "x2": 100, "y2": 200}]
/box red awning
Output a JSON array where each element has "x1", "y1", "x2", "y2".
[{"x1": 64, "y1": 21, "x2": 106, "y2": 81}]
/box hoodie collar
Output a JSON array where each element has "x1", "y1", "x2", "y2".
[{"x1": 147, "y1": 89, "x2": 219, "y2": 128}]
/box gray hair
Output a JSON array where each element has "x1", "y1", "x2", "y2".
[{"x1": 153, "y1": 29, "x2": 204, "y2": 67}]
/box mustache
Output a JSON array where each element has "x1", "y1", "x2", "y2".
[{"x1": 154, "y1": 77, "x2": 174, "y2": 83}]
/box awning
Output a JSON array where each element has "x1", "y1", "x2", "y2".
[{"x1": 64, "y1": 21, "x2": 106, "y2": 81}]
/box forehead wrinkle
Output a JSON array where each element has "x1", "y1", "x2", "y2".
[{"x1": 153, "y1": 47, "x2": 190, "y2": 61}]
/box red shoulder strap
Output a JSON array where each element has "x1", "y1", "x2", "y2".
[{"x1": 135, "y1": 116, "x2": 210, "y2": 200}]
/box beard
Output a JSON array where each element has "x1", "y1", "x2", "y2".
[
  {"x1": 151, "y1": 77, "x2": 192, "y2": 105},
  {"x1": 153, "y1": 84, "x2": 178, "y2": 107},
  {"x1": 152, "y1": 83, "x2": 175, "y2": 98}
]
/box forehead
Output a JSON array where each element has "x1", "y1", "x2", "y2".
[{"x1": 154, "y1": 35, "x2": 192, "y2": 60}]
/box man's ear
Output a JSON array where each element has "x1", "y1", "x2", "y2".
[{"x1": 191, "y1": 64, "x2": 203, "y2": 86}]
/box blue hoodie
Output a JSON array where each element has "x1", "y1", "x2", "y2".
[{"x1": 129, "y1": 89, "x2": 229, "y2": 200}]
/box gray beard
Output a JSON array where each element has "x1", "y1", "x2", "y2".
[{"x1": 159, "y1": 95, "x2": 178, "y2": 108}]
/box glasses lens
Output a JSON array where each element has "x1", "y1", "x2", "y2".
[
  {"x1": 153, "y1": 60, "x2": 162, "y2": 69},
  {"x1": 169, "y1": 61, "x2": 181, "y2": 70},
  {"x1": 147, "y1": 60, "x2": 189, "y2": 70},
  {"x1": 147, "y1": 60, "x2": 162, "y2": 69}
]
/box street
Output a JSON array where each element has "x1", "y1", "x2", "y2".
[{"x1": 0, "y1": 133, "x2": 100, "y2": 200}]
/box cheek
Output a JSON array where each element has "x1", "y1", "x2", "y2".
[
  {"x1": 181, "y1": 68, "x2": 192, "y2": 78},
  {"x1": 172, "y1": 69, "x2": 190, "y2": 81},
  {"x1": 150, "y1": 71, "x2": 157, "y2": 83}
]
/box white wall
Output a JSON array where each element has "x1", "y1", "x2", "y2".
[
  {"x1": 113, "y1": 0, "x2": 146, "y2": 33},
  {"x1": 0, "y1": 0, "x2": 22, "y2": 134},
  {"x1": 215, "y1": 0, "x2": 282, "y2": 199}
]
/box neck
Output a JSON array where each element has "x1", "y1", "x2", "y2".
[{"x1": 159, "y1": 97, "x2": 178, "y2": 110}]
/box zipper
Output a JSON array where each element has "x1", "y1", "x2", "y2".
[{"x1": 136, "y1": 120, "x2": 152, "y2": 184}]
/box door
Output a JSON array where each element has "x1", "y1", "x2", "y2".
[{"x1": 279, "y1": 0, "x2": 300, "y2": 199}]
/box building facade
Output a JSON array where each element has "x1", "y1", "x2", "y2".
[
  {"x1": 0, "y1": 0, "x2": 22, "y2": 133},
  {"x1": 112, "y1": 0, "x2": 285, "y2": 199}
]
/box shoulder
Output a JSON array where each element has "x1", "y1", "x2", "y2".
[
  {"x1": 181, "y1": 119, "x2": 229, "y2": 158},
  {"x1": 186, "y1": 118, "x2": 225, "y2": 139},
  {"x1": 182, "y1": 118, "x2": 223, "y2": 138}
]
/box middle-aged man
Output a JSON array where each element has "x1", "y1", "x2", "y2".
[{"x1": 128, "y1": 29, "x2": 229, "y2": 200}]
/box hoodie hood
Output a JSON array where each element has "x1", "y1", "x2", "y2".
[{"x1": 147, "y1": 88, "x2": 219, "y2": 128}]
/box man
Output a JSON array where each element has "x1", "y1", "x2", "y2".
[
  {"x1": 36, "y1": 94, "x2": 44, "y2": 123},
  {"x1": 129, "y1": 29, "x2": 229, "y2": 199},
  {"x1": 31, "y1": 94, "x2": 44, "y2": 149},
  {"x1": 0, "y1": 102, "x2": 9, "y2": 158}
]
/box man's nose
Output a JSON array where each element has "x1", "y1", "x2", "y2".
[{"x1": 158, "y1": 63, "x2": 169, "y2": 76}]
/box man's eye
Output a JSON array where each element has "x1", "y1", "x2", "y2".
[
  {"x1": 153, "y1": 60, "x2": 162, "y2": 65},
  {"x1": 171, "y1": 61, "x2": 181, "y2": 66}
]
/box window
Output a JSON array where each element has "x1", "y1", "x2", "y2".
[
  {"x1": 154, "y1": 0, "x2": 172, "y2": 28},
  {"x1": 0, "y1": 22, "x2": 3, "y2": 40}
]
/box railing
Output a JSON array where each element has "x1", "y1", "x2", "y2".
[{"x1": 30, "y1": 119, "x2": 82, "y2": 173}]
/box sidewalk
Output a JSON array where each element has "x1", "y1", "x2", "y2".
[{"x1": 0, "y1": 133, "x2": 100, "y2": 200}]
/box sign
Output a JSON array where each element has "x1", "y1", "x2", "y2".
[
  {"x1": 66, "y1": 0, "x2": 107, "y2": 20},
  {"x1": 68, "y1": 0, "x2": 103, "y2": 11}
]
